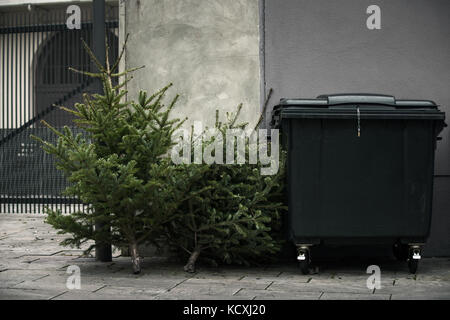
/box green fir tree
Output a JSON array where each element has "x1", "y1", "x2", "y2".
[{"x1": 32, "y1": 37, "x2": 185, "y2": 274}]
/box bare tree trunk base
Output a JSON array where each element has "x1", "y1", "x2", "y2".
[
  {"x1": 130, "y1": 242, "x2": 142, "y2": 274},
  {"x1": 132, "y1": 256, "x2": 143, "y2": 274},
  {"x1": 183, "y1": 262, "x2": 195, "y2": 273},
  {"x1": 184, "y1": 248, "x2": 200, "y2": 273}
]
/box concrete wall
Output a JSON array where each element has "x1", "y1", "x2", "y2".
[
  {"x1": 122, "y1": 0, "x2": 261, "y2": 128},
  {"x1": 263, "y1": 0, "x2": 449, "y2": 256}
]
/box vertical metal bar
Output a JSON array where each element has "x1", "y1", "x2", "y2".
[
  {"x1": 63, "y1": 8, "x2": 67, "y2": 214},
  {"x1": 23, "y1": 13, "x2": 27, "y2": 214},
  {"x1": 60, "y1": 10, "x2": 65, "y2": 89},
  {"x1": 15, "y1": 12, "x2": 18, "y2": 133},
  {"x1": 70, "y1": 14, "x2": 76, "y2": 216},
  {"x1": 54, "y1": 9, "x2": 59, "y2": 214},
  {"x1": 6, "y1": 13, "x2": 11, "y2": 214},
  {"x1": 93, "y1": 0, "x2": 106, "y2": 81},
  {"x1": 19, "y1": 13, "x2": 22, "y2": 130},
  {"x1": 19, "y1": 12, "x2": 23, "y2": 214},
  {"x1": 38, "y1": 11, "x2": 44, "y2": 214},
  {"x1": 62, "y1": 8, "x2": 66, "y2": 213},
  {"x1": 50, "y1": 10, "x2": 55, "y2": 213},
  {"x1": 14, "y1": 13, "x2": 18, "y2": 214},
  {"x1": 80, "y1": 26, "x2": 84, "y2": 84},
  {"x1": 43, "y1": 10, "x2": 49, "y2": 213},
  {"x1": 60, "y1": 9, "x2": 65, "y2": 214},
  {"x1": 19, "y1": 13, "x2": 23, "y2": 214},
  {"x1": 1, "y1": 16, "x2": 5, "y2": 213},
  {"x1": 6, "y1": 14, "x2": 9, "y2": 133},
  {"x1": 27, "y1": 10, "x2": 31, "y2": 214},
  {"x1": 70, "y1": 18, "x2": 74, "y2": 86},
  {"x1": 34, "y1": 10, "x2": 40, "y2": 215},
  {"x1": 1, "y1": 22, "x2": 4, "y2": 139},
  {"x1": 85, "y1": 23, "x2": 90, "y2": 82},
  {"x1": 78, "y1": 27, "x2": 82, "y2": 84},
  {"x1": 51, "y1": 10, "x2": 57, "y2": 213},
  {"x1": 65, "y1": 15, "x2": 68, "y2": 86},
  {"x1": 31, "y1": 11, "x2": 35, "y2": 214},
  {"x1": 93, "y1": 0, "x2": 112, "y2": 262}
]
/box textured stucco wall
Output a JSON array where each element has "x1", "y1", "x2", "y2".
[{"x1": 122, "y1": 0, "x2": 261, "y2": 128}]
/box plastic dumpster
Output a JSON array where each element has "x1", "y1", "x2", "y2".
[{"x1": 271, "y1": 94, "x2": 446, "y2": 274}]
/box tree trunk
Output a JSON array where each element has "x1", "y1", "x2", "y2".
[
  {"x1": 184, "y1": 247, "x2": 201, "y2": 273},
  {"x1": 130, "y1": 242, "x2": 142, "y2": 274}
]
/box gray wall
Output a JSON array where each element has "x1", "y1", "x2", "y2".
[
  {"x1": 264, "y1": 0, "x2": 449, "y2": 174},
  {"x1": 263, "y1": 0, "x2": 449, "y2": 256},
  {"x1": 122, "y1": 0, "x2": 261, "y2": 128}
]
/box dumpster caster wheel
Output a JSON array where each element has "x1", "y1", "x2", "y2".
[
  {"x1": 393, "y1": 243, "x2": 409, "y2": 261},
  {"x1": 407, "y1": 245, "x2": 422, "y2": 274},
  {"x1": 408, "y1": 259, "x2": 419, "y2": 274},
  {"x1": 297, "y1": 247, "x2": 310, "y2": 275}
]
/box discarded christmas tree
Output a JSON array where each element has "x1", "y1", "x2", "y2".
[
  {"x1": 32, "y1": 37, "x2": 185, "y2": 274},
  {"x1": 165, "y1": 106, "x2": 286, "y2": 272}
]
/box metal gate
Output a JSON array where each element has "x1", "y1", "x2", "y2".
[{"x1": 0, "y1": 4, "x2": 118, "y2": 214}]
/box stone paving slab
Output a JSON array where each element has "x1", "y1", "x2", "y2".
[
  {"x1": 390, "y1": 292, "x2": 450, "y2": 300},
  {"x1": 240, "y1": 274, "x2": 311, "y2": 283},
  {"x1": 153, "y1": 293, "x2": 256, "y2": 300},
  {"x1": 2, "y1": 255, "x2": 78, "y2": 271},
  {"x1": 234, "y1": 289, "x2": 321, "y2": 300},
  {"x1": 374, "y1": 279, "x2": 450, "y2": 296},
  {"x1": 1, "y1": 215, "x2": 450, "y2": 300},
  {"x1": 54, "y1": 290, "x2": 157, "y2": 300},
  {"x1": 0, "y1": 288, "x2": 65, "y2": 300},
  {"x1": 11, "y1": 275, "x2": 107, "y2": 292},
  {"x1": 320, "y1": 292, "x2": 391, "y2": 300},
  {"x1": 268, "y1": 278, "x2": 373, "y2": 294},
  {"x1": 183, "y1": 278, "x2": 272, "y2": 290},
  {"x1": 0, "y1": 269, "x2": 52, "y2": 288},
  {"x1": 168, "y1": 283, "x2": 245, "y2": 297},
  {"x1": 92, "y1": 285, "x2": 166, "y2": 297}
]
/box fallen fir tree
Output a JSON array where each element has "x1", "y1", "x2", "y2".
[
  {"x1": 32, "y1": 37, "x2": 185, "y2": 274},
  {"x1": 165, "y1": 106, "x2": 287, "y2": 272}
]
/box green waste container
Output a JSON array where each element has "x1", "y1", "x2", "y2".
[{"x1": 271, "y1": 94, "x2": 446, "y2": 274}]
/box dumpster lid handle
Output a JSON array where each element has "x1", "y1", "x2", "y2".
[{"x1": 317, "y1": 94, "x2": 396, "y2": 106}]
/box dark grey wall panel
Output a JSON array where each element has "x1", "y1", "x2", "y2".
[
  {"x1": 264, "y1": 0, "x2": 450, "y2": 255},
  {"x1": 264, "y1": 0, "x2": 449, "y2": 175},
  {"x1": 425, "y1": 177, "x2": 450, "y2": 257}
]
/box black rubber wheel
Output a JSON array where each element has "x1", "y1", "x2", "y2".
[
  {"x1": 393, "y1": 243, "x2": 409, "y2": 261},
  {"x1": 408, "y1": 259, "x2": 419, "y2": 274},
  {"x1": 298, "y1": 251, "x2": 310, "y2": 275}
]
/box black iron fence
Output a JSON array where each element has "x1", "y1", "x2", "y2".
[{"x1": 0, "y1": 4, "x2": 119, "y2": 213}]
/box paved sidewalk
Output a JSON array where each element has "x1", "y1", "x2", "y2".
[{"x1": 0, "y1": 214, "x2": 449, "y2": 300}]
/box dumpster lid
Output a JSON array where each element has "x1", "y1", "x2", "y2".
[
  {"x1": 278, "y1": 93, "x2": 438, "y2": 108},
  {"x1": 272, "y1": 93, "x2": 446, "y2": 124}
]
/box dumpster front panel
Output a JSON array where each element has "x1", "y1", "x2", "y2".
[{"x1": 285, "y1": 117, "x2": 437, "y2": 243}]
